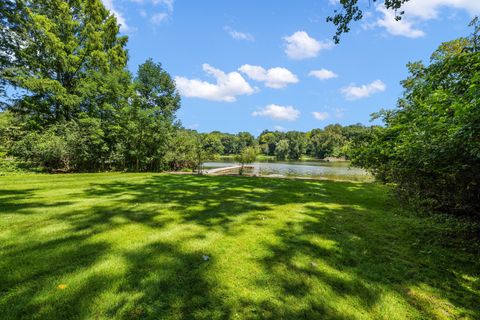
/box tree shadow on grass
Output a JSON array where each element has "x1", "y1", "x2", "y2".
[
  {"x1": 0, "y1": 188, "x2": 73, "y2": 214},
  {"x1": 0, "y1": 234, "x2": 110, "y2": 319},
  {"x1": 1, "y1": 174, "x2": 479, "y2": 319},
  {"x1": 60, "y1": 175, "x2": 277, "y2": 235},
  {"x1": 77, "y1": 175, "x2": 480, "y2": 318},
  {"x1": 106, "y1": 240, "x2": 233, "y2": 320},
  {"x1": 255, "y1": 203, "x2": 480, "y2": 319},
  {"x1": 78, "y1": 175, "x2": 377, "y2": 233},
  {"x1": 0, "y1": 233, "x2": 231, "y2": 319}
]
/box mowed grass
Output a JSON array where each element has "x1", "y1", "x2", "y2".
[{"x1": 0, "y1": 173, "x2": 479, "y2": 320}]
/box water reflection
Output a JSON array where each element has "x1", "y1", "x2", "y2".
[{"x1": 203, "y1": 159, "x2": 372, "y2": 182}]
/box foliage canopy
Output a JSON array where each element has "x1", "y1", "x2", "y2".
[{"x1": 351, "y1": 20, "x2": 480, "y2": 216}]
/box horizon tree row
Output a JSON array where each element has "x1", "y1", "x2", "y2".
[{"x1": 199, "y1": 124, "x2": 376, "y2": 160}]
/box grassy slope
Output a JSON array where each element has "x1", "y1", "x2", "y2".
[{"x1": 0, "y1": 173, "x2": 479, "y2": 320}]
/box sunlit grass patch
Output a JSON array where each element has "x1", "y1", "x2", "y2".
[{"x1": 0, "y1": 173, "x2": 479, "y2": 319}]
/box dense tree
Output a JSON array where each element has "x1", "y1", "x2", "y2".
[
  {"x1": 202, "y1": 132, "x2": 225, "y2": 155},
  {"x1": 0, "y1": 0, "x2": 23, "y2": 109},
  {"x1": 219, "y1": 133, "x2": 239, "y2": 155},
  {"x1": 121, "y1": 59, "x2": 180, "y2": 171},
  {"x1": 134, "y1": 59, "x2": 180, "y2": 121},
  {"x1": 0, "y1": 0, "x2": 137, "y2": 171},
  {"x1": 275, "y1": 139, "x2": 289, "y2": 160},
  {"x1": 352, "y1": 20, "x2": 480, "y2": 216},
  {"x1": 1, "y1": 0, "x2": 128, "y2": 126},
  {"x1": 0, "y1": 1, "x2": 188, "y2": 173},
  {"x1": 0, "y1": 111, "x2": 12, "y2": 153},
  {"x1": 258, "y1": 131, "x2": 278, "y2": 156},
  {"x1": 285, "y1": 131, "x2": 306, "y2": 160},
  {"x1": 307, "y1": 125, "x2": 346, "y2": 159},
  {"x1": 236, "y1": 131, "x2": 256, "y2": 151},
  {"x1": 11, "y1": 118, "x2": 107, "y2": 171},
  {"x1": 164, "y1": 129, "x2": 198, "y2": 171}
]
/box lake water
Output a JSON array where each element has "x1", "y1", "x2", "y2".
[{"x1": 203, "y1": 159, "x2": 373, "y2": 182}]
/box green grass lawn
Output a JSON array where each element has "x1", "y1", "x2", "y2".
[{"x1": 1, "y1": 173, "x2": 479, "y2": 319}]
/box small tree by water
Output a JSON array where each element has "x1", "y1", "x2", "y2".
[{"x1": 234, "y1": 147, "x2": 257, "y2": 175}]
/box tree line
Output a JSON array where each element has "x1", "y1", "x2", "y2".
[{"x1": 199, "y1": 124, "x2": 375, "y2": 160}]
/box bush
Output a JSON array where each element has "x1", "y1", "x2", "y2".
[{"x1": 11, "y1": 119, "x2": 107, "y2": 172}]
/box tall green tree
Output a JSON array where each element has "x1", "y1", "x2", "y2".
[
  {"x1": 122, "y1": 59, "x2": 181, "y2": 171},
  {"x1": 0, "y1": 0, "x2": 23, "y2": 109},
  {"x1": 1, "y1": 0, "x2": 128, "y2": 126}
]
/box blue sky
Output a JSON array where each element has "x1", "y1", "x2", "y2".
[{"x1": 103, "y1": 0, "x2": 479, "y2": 134}]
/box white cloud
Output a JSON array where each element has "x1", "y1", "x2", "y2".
[
  {"x1": 224, "y1": 26, "x2": 254, "y2": 41},
  {"x1": 376, "y1": 6, "x2": 425, "y2": 38},
  {"x1": 154, "y1": 0, "x2": 174, "y2": 12},
  {"x1": 239, "y1": 64, "x2": 299, "y2": 89},
  {"x1": 274, "y1": 125, "x2": 285, "y2": 132},
  {"x1": 341, "y1": 80, "x2": 386, "y2": 100},
  {"x1": 151, "y1": 12, "x2": 169, "y2": 25},
  {"x1": 403, "y1": 0, "x2": 480, "y2": 20},
  {"x1": 175, "y1": 64, "x2": 254, "y2": 102},
  {"x1": 252, "y1": 104, "x2": 300, "y2": 121},
  {"x1": 375, "y1": 1, "x2": 480, "y2": 38},
  {"x1": 283, "y1": 31, "x2": 333, "y2": 60},
  {"x1": 309, "y1": 69, "x2": 338, "y2": 80},
  {"x1": 312, "y1": 111, "x2": 330, "y2": 121},
  {"x1": 129, "y1": 0, "x2": 175, "y2": 26},
  {"x1": 150, "y1": 0, "x2": 174, "y2": 25},
  {"x1": 102, "y1": 0, "x2": 131, "y2": 32}
]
